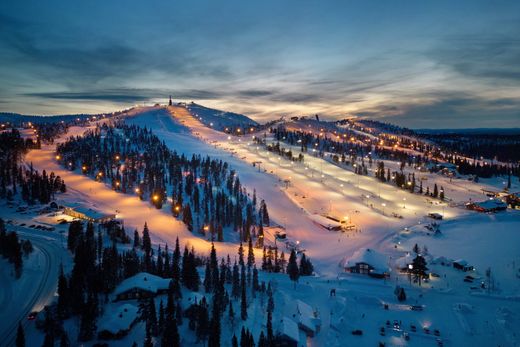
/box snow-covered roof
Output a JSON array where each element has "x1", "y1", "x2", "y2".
[
  {"x1": 64, "y1": 202, "x2": 115, "y2": 220},
  {"x1": 454, "y1": 259, "x2": 469, "y2": 266},
  {"x1": 114, "y1": 272, "x2": 170, "y2": 296},
  {"x1": 98, "y1": 303, "x2": 138, "y2": 334},
  {"x1": 471, "y1": 198, "x2": 507, "y2": 210},
  {"x1": 279, "y1": 317, "x2": 300, "y2": 342},
  {"x1": 309, "y1": 214, "x2": 342, "y2": 228},
  {"x1": 340, "y1": 248, "x2": 389, "y2": 274},
  {"x1": 296, "y1": 299, "x2": 316, "y2": 332}
]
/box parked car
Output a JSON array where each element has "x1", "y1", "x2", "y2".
[
  {"x1": 434, "y1": 329, "x2": 440, "y2": 336},
  {"x1": 351, "y1": 330, "x2": 363, "y2": 336},
  {"x1": 27, "y1": 311, "x2": 38, "y2": 320},
  {"x1": 410, "y1": 324, "x2": 417, "y2": 332}
]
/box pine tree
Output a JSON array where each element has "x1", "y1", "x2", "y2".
[
  {"x1": 57, "y1": 264, "x2": 69, "y2": 318},
  {"x1": 208, "y1": 308, "x2": 221, "y2": 347},
  {"x1": 411, "y1": 254, "x2": 428, "y2": 286},
  {"x1": 41, "y1": 332, "x2": 54, "y2": 347},
  {"x1": 196, "y1": 302, "x2": 209, "y2": 343},
  {"x1": 143, "y1": 328, "x2": 153, "y2": 347},
  {"x1": 231, "y1": 334, "x2": 239, "y2": 347},
  {"x1": 238, "y1": 242, "x2": 244, "y2": 266},
  {"x1": 247, "y1": 238, "x2": 255, "y2": 267},
  {"x1": 299, "y1": 253, "x2": 314, "y2": 276},
  {"x1": 133, "y1": 229, "x2": 140, "y2": 248},
  {"x1": 16, "y1": 322, "x2": 25, "y2": 347},
  {"x1": 260, "y1": 199, "x2": 270, "y2": 226},
  {"x1": 240, "y1": 283, "x2": 248, "y2": 320},
  {"x1": 182, "y1": 204, "x2": 193, "y2": 231},
  {"x1": 142, "y1": 223, "x2": 152, "y2": 255},
  {"x1": 172, "y1": 237, "x2": 181, "y2": 280},
  {"x1": 258, "y1": 331, "x2": 266, "y2": 347},
  {"x1": 162, "y1": 318, "x2": 180, "y2": 347},
  {"x1": 397, "y1": 287, "x2": 406, "y2": 301},
  {"x1": 266, "y1": 311, "x2": 274, "y2": 346},
  {"x1": 287, "y1": 250, "x2": 300, "y2": 287}
]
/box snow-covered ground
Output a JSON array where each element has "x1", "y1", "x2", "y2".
[
  {"x1": 10, "y1": 104, "x2": 520, "y2": 346},
  {"x1": 0, "y1": 203, "x2": 70, "y2": 347}
]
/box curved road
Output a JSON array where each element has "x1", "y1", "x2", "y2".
[{"x1": 0, "y1": 228, "x2": 68, "y2": 347}]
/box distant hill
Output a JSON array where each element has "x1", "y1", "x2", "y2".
[
  {"x1": 0, "y1": 112, "x2": 94, "y2": 125},
  {"x1": 415, "y1": 128, "x2": 520, "y2": 135}
]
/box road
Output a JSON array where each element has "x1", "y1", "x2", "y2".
[{"x1": 0, "y1": 228, "x2": 68, "y2": 347}]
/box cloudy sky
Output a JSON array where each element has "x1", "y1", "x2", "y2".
[{"x1": 1, "y1": 0, "x2": 519, "y2": 128}]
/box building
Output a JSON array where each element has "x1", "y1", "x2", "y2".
[
  {"x1": 309, "y1": 214, "x2": 343, "y2": 231},
  {"x1": 113, "y1": 272, "x2": 170, "y2": 301},
  {"x1": 453, "y1": 259, "x2": 474, "y2": 272},
  {"x1": 275, "y1": 318, "x2": 300, "y2": 347},
  {"x1": 97, "y1": 303, "x2": 139, "y2": 339},
  {"x1": 295, "y1": 299, "x2": 321, "y2": 337},
  {"x1": 63, "y1": 203, "x2": 116, "y2": 223},
  {"x1": 465, "y1": 198, "x2": 507, "y2": 213},
  {"x1": 341, "y1": 248, "x2": 390, "y2": 278},
  {"x1": 505, "y1": 192, "x2": 520, "y2": 209}
]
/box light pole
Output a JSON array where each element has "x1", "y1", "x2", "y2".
[
  {"x1": 403, "y1": 197, "x2": 406, "y2": 209},
  {"x1": 381, "y1": 203, "x2": 386, "y2": 215}
]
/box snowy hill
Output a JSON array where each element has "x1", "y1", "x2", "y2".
[{"x1": 182, "y1": 102, "x2": 259, "y2": 132}]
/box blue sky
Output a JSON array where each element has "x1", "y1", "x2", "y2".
[{"x1": 1, "y1": 0, "x2": 519, "y2": 128}]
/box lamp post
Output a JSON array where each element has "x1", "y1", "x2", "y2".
[
  {"x1": 381, "y1": 203, "x2": 386, "y2": 215},
  {"x1": 403, "y1": 197, "x2": 406, "y2": 209}
]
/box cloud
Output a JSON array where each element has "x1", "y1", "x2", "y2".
[
  {"x1": 372, "y1": 94, "x2": 520, "y2": 128},
  {"x1": 430, "y1": 35, "x2": 520, "y2": 84}
]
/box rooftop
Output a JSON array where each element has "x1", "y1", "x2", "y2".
[
  {"x1": 340, "y1": 248, "x2": 389, "y2": 274},
  {"x1": 114, "y1": 272, "x2": 170, "y2": 296}
]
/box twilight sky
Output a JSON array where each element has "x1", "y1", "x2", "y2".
[{"x1": 1, "y1": 0, "x2": 519, "y2": 128}]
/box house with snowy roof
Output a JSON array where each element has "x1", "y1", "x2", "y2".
[
  {"x1": 295, "y1": 299, "x2": 321, "y2": 337},
  {"x1": 465, "y1": 198, "x2": 507, "y2": 212},
  {"x1": 97, "y1": 303, "x2": 139, "y2": 339},
  {"x1": 340, "y1": 248, "x2": 390, "y2": 278},
  {"x1": 113, "y1": 272, "x2": 170, "y2": 301},
  {"x1": 275, "y1": 317, "x2": 300, "y2": 347}
]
